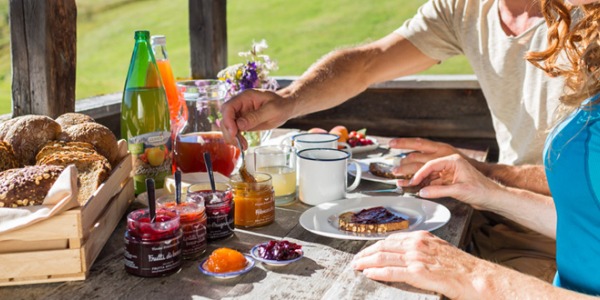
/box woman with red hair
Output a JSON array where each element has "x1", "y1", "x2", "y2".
[{"x1": 352, "y1": 0, "x2": 600, "y2": 297}]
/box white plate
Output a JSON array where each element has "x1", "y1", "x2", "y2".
[
  {"x1": 348, "y1": 136, "x2": 379, "y2": 154},
  {"x1": 198, "y1": 255, "x2": 255, "y2": 279},
  {"x1": 299, "y1": 196, "x2": 451, "y2": 240}
]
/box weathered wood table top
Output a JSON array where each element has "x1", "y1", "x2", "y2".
[{"x1": 1, "y1": 131, "x2": 487, "y2": 300}]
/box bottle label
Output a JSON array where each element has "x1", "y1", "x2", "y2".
[{"x1": 128, "y1": 131, "x2": 172, "y2": 194}]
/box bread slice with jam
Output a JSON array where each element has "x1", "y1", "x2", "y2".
[{"x1": 338, "y1": 206, "x2": 409, "y2": 234}]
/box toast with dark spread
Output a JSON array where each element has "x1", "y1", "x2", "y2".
[{"x1": 338, "y1": 206, "x2": 409, "y2": 233}]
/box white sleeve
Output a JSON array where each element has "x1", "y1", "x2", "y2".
[{"x1": 395, "y1": 0, "x2": 465, "y2": 61}]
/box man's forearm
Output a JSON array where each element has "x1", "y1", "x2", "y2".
[
  {"x1": 277, "y1": 33, "x2": 438, "y2": 119},
  {"x1": 473, "y1": 160, "x2": 550, "y2": 195},
  {"x1": 279, "y1": 48, "x2": 374, "y2": 118}
]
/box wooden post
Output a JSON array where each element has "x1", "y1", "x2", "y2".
[
  {"x1": 9, "y1": 0, "x2": 77, "y2": 118},
  {"x1": 189, "y1": 0, "x2": 227, "y2": 79}
]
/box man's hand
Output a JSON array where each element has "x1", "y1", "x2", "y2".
[
  {"x1": 389, "y1": 138, "x2": 469, "y2": 176},
  {"x1": 221, "y1": 89, "x2": 294, "y2": 146}
]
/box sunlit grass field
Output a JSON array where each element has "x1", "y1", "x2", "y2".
[{"x1": 0, "y1": 0, "x2": 472, "y2": 115}]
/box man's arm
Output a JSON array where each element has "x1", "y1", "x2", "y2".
[
  {"x1": 222, "y1": 33, "x2": 439, "y2": 144},
  {"x1": 472, "y1": 161, "x2": 550, "y2": 196},
  {"x1": 283, "y1": 32, "x2": 439, "y2": 118}
]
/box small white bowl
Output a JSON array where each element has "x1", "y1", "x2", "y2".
[
  {"x1": 250, "y1": 243, "x2": 304, "y2": 266},
  {"x1": 198, "y1": 254, "x2": 255, "y2": 279}
]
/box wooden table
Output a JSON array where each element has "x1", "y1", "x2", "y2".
[{"x1": 1, "y1": 132, "x2": 487, "y2": 300}]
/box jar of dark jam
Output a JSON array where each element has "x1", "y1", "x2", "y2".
[
  {"x1": 187, "y1": 182, "x2": 234, "y2": 241},
  {"x1": 124, "y1": 208, "x2": 182, "y2": 277},
  {"x1": 230, "y1": 173, "x2": 275, "y2": 228},
  {"x1": 157, "y1": 196, "x2": 207, "y2": 260}
]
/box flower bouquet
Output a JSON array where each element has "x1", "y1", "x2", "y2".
[{"x1": 218, "y1": 40, "x2": 279, "y2": 147}]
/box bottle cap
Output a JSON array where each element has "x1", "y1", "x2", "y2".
[{"x1": 151, "y1": 35, "x2": 167, "y2": 46}]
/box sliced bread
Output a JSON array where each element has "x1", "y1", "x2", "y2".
[
  {"x1": 37, "y1": 151, "x2": 111, "y2": 205},
  {"x1": 338, "y1": 206, "x2": 409, "y2": 234}
]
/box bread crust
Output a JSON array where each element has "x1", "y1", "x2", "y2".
[
  {"x1": 59, "y1": 122, "x2": 119, "y2": 167},
  {"x1": 55, "y1": 113, "x2": 95, "y2": 130},
  {"x1": 0, "y1": 116, "x2": 25, "y2": 141},
  {"x1": 0, "y1": 141, "x2": 20, "y2": 171},
  {"x1": 4, "y1": 115, "x2": 62, "y2": 166},
  {"x1": 0, "y1": 165, "x2": 64, "y2": 207}
]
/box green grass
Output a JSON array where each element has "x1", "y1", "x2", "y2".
[{"x1": 0, "y1": 0, "x2": 472, "y2": 115}]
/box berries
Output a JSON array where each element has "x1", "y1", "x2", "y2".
[
  {"x1": 256, "y1": 240, "x2": 302, "y2": 261},
  {"x1": 346, "y1": 128, "x2": 373, "y2": 148}
]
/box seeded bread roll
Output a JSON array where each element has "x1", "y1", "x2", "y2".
[
  {"x1": 59, "y1": 122, "x2": 119, "y2": 167},
  {"x1": 38, "y1": 151, "x2": 111, "y2": 205},
  {"x1": 4, "y1": 115, "x2": 62, "y2": 166},
  {"x1": 0, "y1": 165, "x2": 64, "y2": 207},
  {"x1": 0, "y1": 141, "x2": 20, "y2": 171},
  {"x1": 55, "y1": 113, "x2": 95, "y2": 130}
]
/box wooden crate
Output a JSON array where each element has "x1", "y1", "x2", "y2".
[{"x1": 0, "y1": 151, "x2": 134, "y2": 286}]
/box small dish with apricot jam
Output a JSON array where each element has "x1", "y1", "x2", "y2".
[{"x1": 199, "y1": 248, "x2": 255, "y2": 279}]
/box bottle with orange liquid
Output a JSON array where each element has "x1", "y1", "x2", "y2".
[{"x1": 151, "y1": 35, "x2": 187, "y2": 135}]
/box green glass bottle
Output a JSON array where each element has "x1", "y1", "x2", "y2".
[{"x1": 121, "y1": 30, "x2": 171, "y2": 194}]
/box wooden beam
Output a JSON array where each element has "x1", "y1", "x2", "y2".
[
  {"x1": 9, "y1": 0, "x2": 77, "y2": 118},
  {"x1": 188, "y1": 0, "x2": 227, "y2": 79}
]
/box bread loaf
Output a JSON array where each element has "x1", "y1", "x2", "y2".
[
  {"x1": 4, "y1": 115, "x2": 62, "y2": 166},
  {"x1": 0, "y1": 116, "x2": 25, "y2": 141},
  {"x1": 37, "y1": 151, "x2": 111, "y2": 205},
  {"x1": 55, "y1": 113, "x2": 95, "y2": 130},
  {"x1": 59, "y1": 122, "x2": 119, "y2": 167},
  {"x1": 0, "y1": 165, "x2": 64, "y2": 207},
  {"x1": 0, "y1": 141, "x2": 20, "y2": 171}
]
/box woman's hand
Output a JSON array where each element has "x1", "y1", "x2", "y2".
[
  {"x1": 351, "y1": 231, "x2": 489, "y2": 299},
  {"x1": 399, "y1": 154, "x2": 502, "y2": 210}
]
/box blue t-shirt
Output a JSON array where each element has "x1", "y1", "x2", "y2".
[{"x1": 544, "y1": 95, "x2": 600, "y2": 295}]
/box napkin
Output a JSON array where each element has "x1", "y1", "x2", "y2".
[{"x1": 0, "y1": 165, "x2": 79, "y2": 234}]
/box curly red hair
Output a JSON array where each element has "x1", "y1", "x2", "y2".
[{"x1": 526, "y1": 0, "x2": 600, "y2": 106}]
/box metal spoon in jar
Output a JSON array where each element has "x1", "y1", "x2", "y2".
[
  {"x1": 145, "y1": 178, "x2": 156, "y2": 223},
  {"x1": 236, "y1": 135, "x2": 256, "y2": 183},
  {"x1": 203, "y1": 152, "x2": 221, "y2": 204}
]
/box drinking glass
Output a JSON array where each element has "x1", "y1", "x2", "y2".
[{"x1": 254, "y1": 145, "x2": 296, "y2": 206}]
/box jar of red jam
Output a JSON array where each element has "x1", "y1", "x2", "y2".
[
  {"x1": 187, "y1": 182, "x2": 234, "y2": 241},
  {"x1": 124, "y1": 208, "x2": 182, "y2": 277},
  {"x1": 157, "y1": 196, "x2": 207, "y2": 260},
  {"x1": 230, "y1": 173, "x2": 275, "y2": 228}
]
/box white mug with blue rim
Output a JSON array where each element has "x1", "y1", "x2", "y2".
[
  {"x1": 297, "y1": 148, "x2": 362, "y2": 206},
  {"x1": 283, "y1": 132, "x2": 351, "y2": 152}
]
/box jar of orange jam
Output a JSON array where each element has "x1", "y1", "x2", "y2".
[{"x1": 230, "y1": 173, "x2": 275, "y2": 228}]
